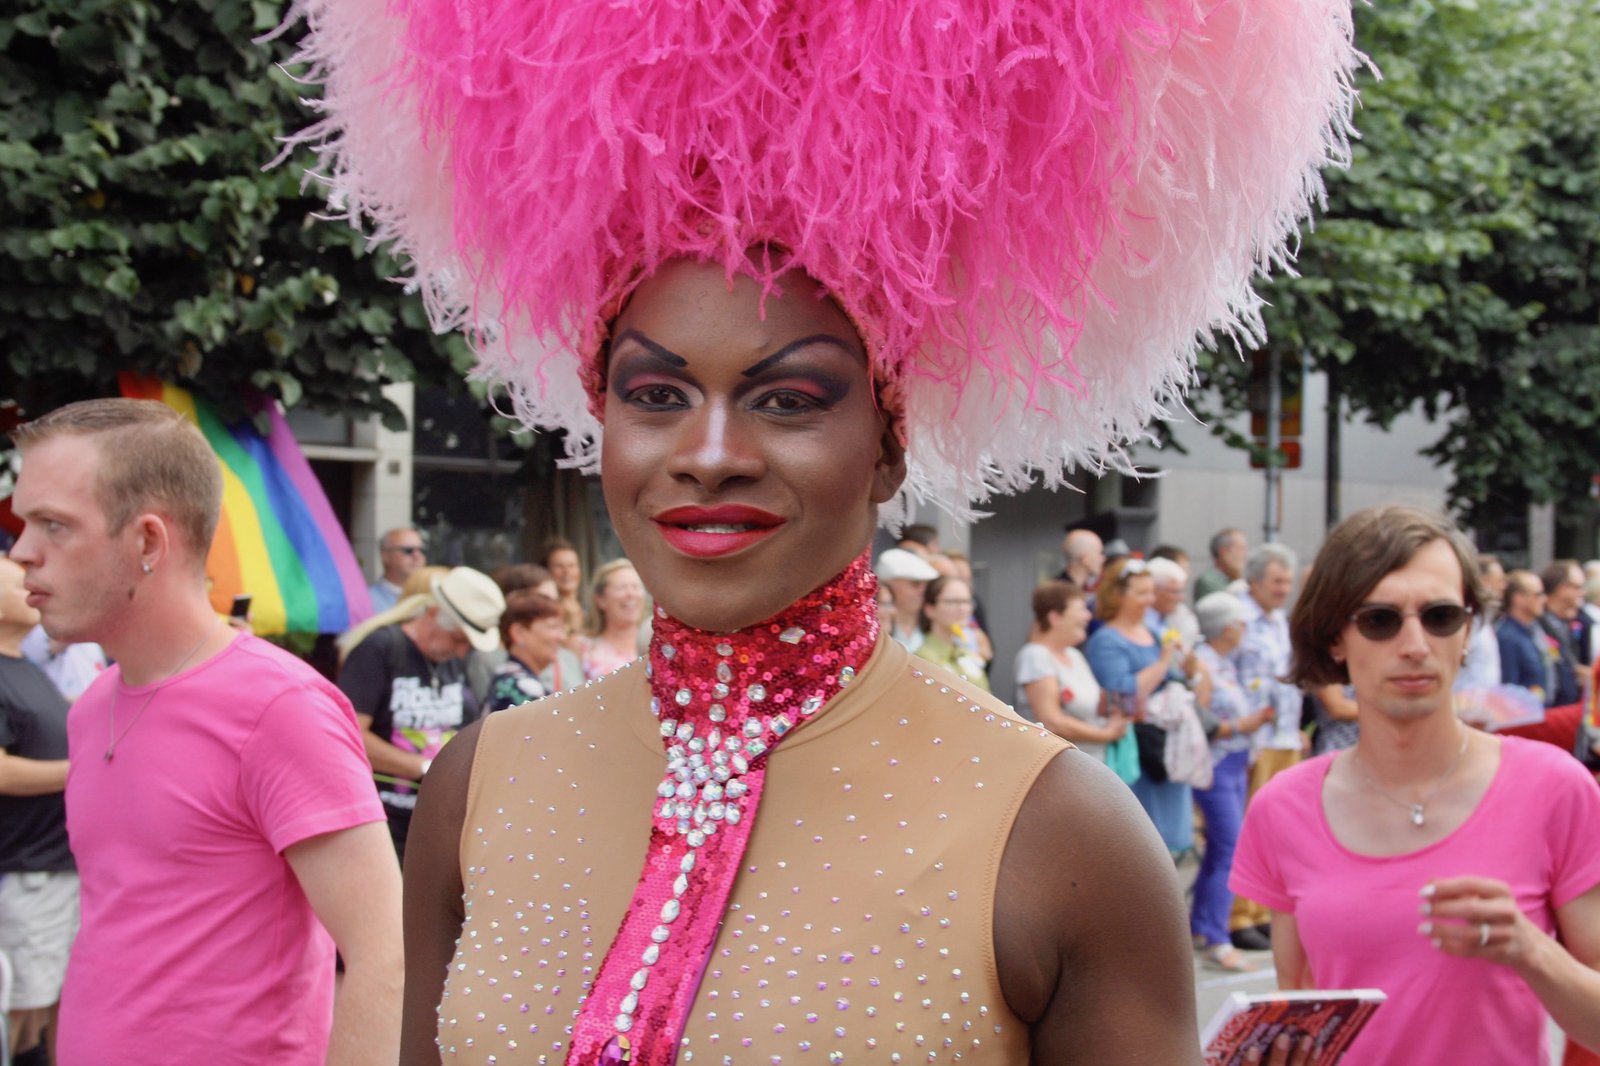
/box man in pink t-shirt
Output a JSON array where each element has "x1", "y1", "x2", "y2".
[
  {"x1": 1231, "y1": 505, "x2": 1600, "y2": 1065},
  {"x1": 9, "y1": 399, "x2": 402, "y2": 1065}
]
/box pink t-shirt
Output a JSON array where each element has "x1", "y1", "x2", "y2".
[
  {"x1": 57, "y1": 634, "x2": 385, "y2": 1066},
  {"x1": 1231, "y1": 736, "x2": 1600, "y2": 1065}
]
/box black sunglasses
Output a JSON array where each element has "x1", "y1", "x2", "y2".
[
  {"x1": 1348, "y1": 602, "x2": 1471, "y2": 642},
  {"x1": 387, "y1": 545, "x2": 425, "y2": 556}
]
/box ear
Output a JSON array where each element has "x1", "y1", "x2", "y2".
[
  {"x1": 132, "y1": 513, "x2": 171, "y2": 574},
  {"x1": 869, "y1": 413, "x2": 909, "y2": 505}
]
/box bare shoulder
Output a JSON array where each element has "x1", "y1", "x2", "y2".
[{"x1": 995, "y1": 750, "x2": 1201, "y2": 1064}]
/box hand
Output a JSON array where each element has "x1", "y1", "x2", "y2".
[
  {"x1": 1418, "y1": 876, "x2": 1541, "y2": 971},
  {"x1": 1244, "y1": 1032, "x2": 1314, "y2": 1065},
  {"x1": 1180, "y1": 650, "x2": 1200, "y2": 677},
  {"x1": 1103, "y1": 713, "x2": 1130, "y2": 742}
]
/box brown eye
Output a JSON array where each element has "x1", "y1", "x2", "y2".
[
  {"x1": 625, "y1": 384, "x2": 687, "y2": 408},
  {"x1": 754, "y1": 389, "x2": 821, "y2": 413}
]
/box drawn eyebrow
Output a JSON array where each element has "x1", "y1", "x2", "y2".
[
  {"x1": 741, "y1": 334, "x2": 857, "y2": 378},
  {"x1": 612, "y1": 329, "x2": 688, "y2": 368}
]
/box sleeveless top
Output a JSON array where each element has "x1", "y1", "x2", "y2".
[{"x1": 441, "y1": 635, "x2": 1070, "y2": 1064}]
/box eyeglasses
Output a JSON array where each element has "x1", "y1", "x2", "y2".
[
  {"x1": 387, "y1": 545, "x2": 425, "y2": 556},
  {"x1": 1347, "y1": 601, "x2": 1472, "y2": 641}
]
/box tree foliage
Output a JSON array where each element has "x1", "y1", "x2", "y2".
[
  {"x1": 1196, "y1": 0, "x2": 1600, "y2": 530},
  {"x1": 0, "y1": 0, "x2": 469, "y2": 430}
]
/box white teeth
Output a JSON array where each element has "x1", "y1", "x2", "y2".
[{"x1": 685, "y1": 524, "x2": 754, "y2": 534}]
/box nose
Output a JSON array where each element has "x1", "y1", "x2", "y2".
[
  {"x1": 9, "y1": 524, "x2": 40, "y2": 567},
  {"x1": 666, "y1": 400, "x2": 765, "y2": 491},
  {"x1": 1393, "y1": 613, "x2": 1431, "y2": 659}
]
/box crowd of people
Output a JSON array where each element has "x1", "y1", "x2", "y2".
[
  {"x1": 2, "y1": 0, "x2": 1595, "y2": 1058},
  {"x1": 3, "y1": 406, "x2": 1598, "y2": 1065}
]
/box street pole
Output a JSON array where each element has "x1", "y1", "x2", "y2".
[
  {"x1": 1264, "y1": 347, "x2": 1281, "y2": 545},
  {"x1": 1325, "y1": 357, "x2": 1341, "y2": 531}
]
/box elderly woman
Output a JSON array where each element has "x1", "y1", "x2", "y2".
[
  {"x1": 487, "y1": 590, "x2": 568, "y2": 711},
  {"x1": 1085, "y1": 559, "x2": 1211, "y2": 854},
  {"x1": 913, "y1": 574, "x2": 991, "y2": 691},
  {"x1": 296, "y1": 0, "x2": 1358, "y2": 1059},
  {"x1": 1189, "y1": 591, "x2": 1277, "y2": 972},
  {"x1": 1015, "y1": 581, "x2": 1126, "y2": 761}
]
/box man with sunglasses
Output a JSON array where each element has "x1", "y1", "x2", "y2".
[
  {"x1": 1230, "y1": 505, "x2": 1600, "y2": 1065},
  {"x1": 369, "y1": 528, "x2": 427, "y2": 612},
  {"x1": 1498, "y1": 569, "x2": 1557, "y2": 704}
]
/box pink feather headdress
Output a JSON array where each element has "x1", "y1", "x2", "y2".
[{"x1": 285, "y1": 0, "x2": 1359, "y2": 520}]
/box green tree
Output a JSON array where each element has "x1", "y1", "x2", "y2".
[
  {"x1": 0, "y1": 0, "x2": 469, "y2": 430},
  {"x1": 1196, "y1": 0, "x2": 1600, "y2": 532}
]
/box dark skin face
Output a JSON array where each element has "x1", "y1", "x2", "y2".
[
  {"x1": 398, "y1": 260, "x2": 1201, "y2": 1066},
  {"x1": 600, "y1": 259, "x2": 906, "y2": 632}
]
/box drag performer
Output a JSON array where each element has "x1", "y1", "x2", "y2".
[{"x1": 288, "y1": 0, "x2": 1361, "y2": 1061}]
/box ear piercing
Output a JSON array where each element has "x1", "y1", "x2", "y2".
[{"x1": 142, "y1": 561, "x2": 154, "y2": 575}]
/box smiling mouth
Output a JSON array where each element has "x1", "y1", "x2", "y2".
[{"x1": 652, "y1": 508, "x2": 786, "y2": 558}]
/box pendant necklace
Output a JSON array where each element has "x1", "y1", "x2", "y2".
[
  {"x1": 105, "y1": 618, "x2": 223, "y2": 761},
  {"x1": 1353, "y1": 728, "x2": 1470, "y2": 828}
]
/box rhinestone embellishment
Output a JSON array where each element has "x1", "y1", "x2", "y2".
[{"x1": 569, "y1": 554, "x2": 882, "y2": 1063}]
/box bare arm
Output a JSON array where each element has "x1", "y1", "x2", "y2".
[
  {"x1": 1424, "y1": 877, "x2": 1600, "y2": 1051},
  {"x1": 1317, "y1": 685, "x2": 1359, "y2": 722},
  {"x1": 355, "y1": 712, "x2": 429, "y2": 781},
  {"x1": 1269, "y1": 911, "x2": 1314, "y2": 989},
  {"x1": 284, "y1": 821, "x2": 404, "y2": 1066},
  {"x1": 0, "y1": 750, "x2": 68, "y2": 796},
  {"x1": 1022, "y1": 677, "x2": 1123, "y2": 745},
  {"x1": 996, "y1": 749, "x2": 1201, "y2": 1064},
  {"x1": 399, "y1": 716, "x2": 482, "y2": 1066}
]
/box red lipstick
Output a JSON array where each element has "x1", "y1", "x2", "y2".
[{"x1": 653, "y1": 505, "x2": 785, "y2": 559}]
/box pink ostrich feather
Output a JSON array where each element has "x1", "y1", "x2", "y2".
[{"x1": 285, "y1": 0, "x2": 1359, "y2": 520}]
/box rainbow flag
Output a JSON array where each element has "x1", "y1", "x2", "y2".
[{"x1": 119, "y1": 374, "x2": 374, "y2": 636}]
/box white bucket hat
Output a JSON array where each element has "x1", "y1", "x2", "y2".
[{"x1": 431, "y1": 567, "x2": 506, "y2": 653}]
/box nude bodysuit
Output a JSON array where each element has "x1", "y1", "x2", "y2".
[{"x1": 441, "y1": 636, "x2": 1070, "y2": 1064}]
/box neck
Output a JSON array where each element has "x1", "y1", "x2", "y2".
[
  {"x1": 892, "y1": 607, "x2": 919, "y2": 634},
  {"x1": 647, "y1": 555, "x2": 879, "y2": 730},
  {"x1": 1353, "y1": 706, "x2": 1468, "y2": 787},
  {"x1": 601, "y1": 621, "x2": 636, "y2": 646},
  {"x1": 102, "y1": 579, "x2": 226, "y2": 686},
  {"x1": 1033, "y1": 625, "x2": 1068, "y2": 653}
]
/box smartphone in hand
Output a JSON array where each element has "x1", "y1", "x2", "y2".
[{"x1": 230, "y1": 594, "x2": 253, "y2": 620}]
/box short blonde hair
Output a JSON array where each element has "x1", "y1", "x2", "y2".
[{"x1": 13, "y1": 398, "x2": 222, "y2": 559}]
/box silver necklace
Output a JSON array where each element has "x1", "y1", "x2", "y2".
[
  {"x1": 105, "y1": 619, "x2": 222, "y2": 761},
  {"x1": 1353, "y1": 728, "x2": 1470, "y2": 828}
]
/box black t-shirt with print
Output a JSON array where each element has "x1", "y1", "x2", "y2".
[{"x1": 337, "y1": 625, "x2": 478, "y2": 844}]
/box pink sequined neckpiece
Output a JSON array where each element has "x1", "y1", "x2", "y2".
[{"x1": 567, "y1": 554, "x2": 880, "y2": 1066}]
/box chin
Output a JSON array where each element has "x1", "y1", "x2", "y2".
[{"x1": 1374, "y1": 698, "x2": 1445, "y2": 724}]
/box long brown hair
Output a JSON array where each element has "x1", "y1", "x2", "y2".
[{"x1": 1287, "y1": 506, "x2": 1483, "y2": 688}]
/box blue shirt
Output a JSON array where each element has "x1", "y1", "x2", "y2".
[
  {"x1": 1496, "y1": 616, "x2": 1551, "y2": 701},
  {"x1": 1083, "y1": 625, "x2": 1161, "y2": 712}
]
